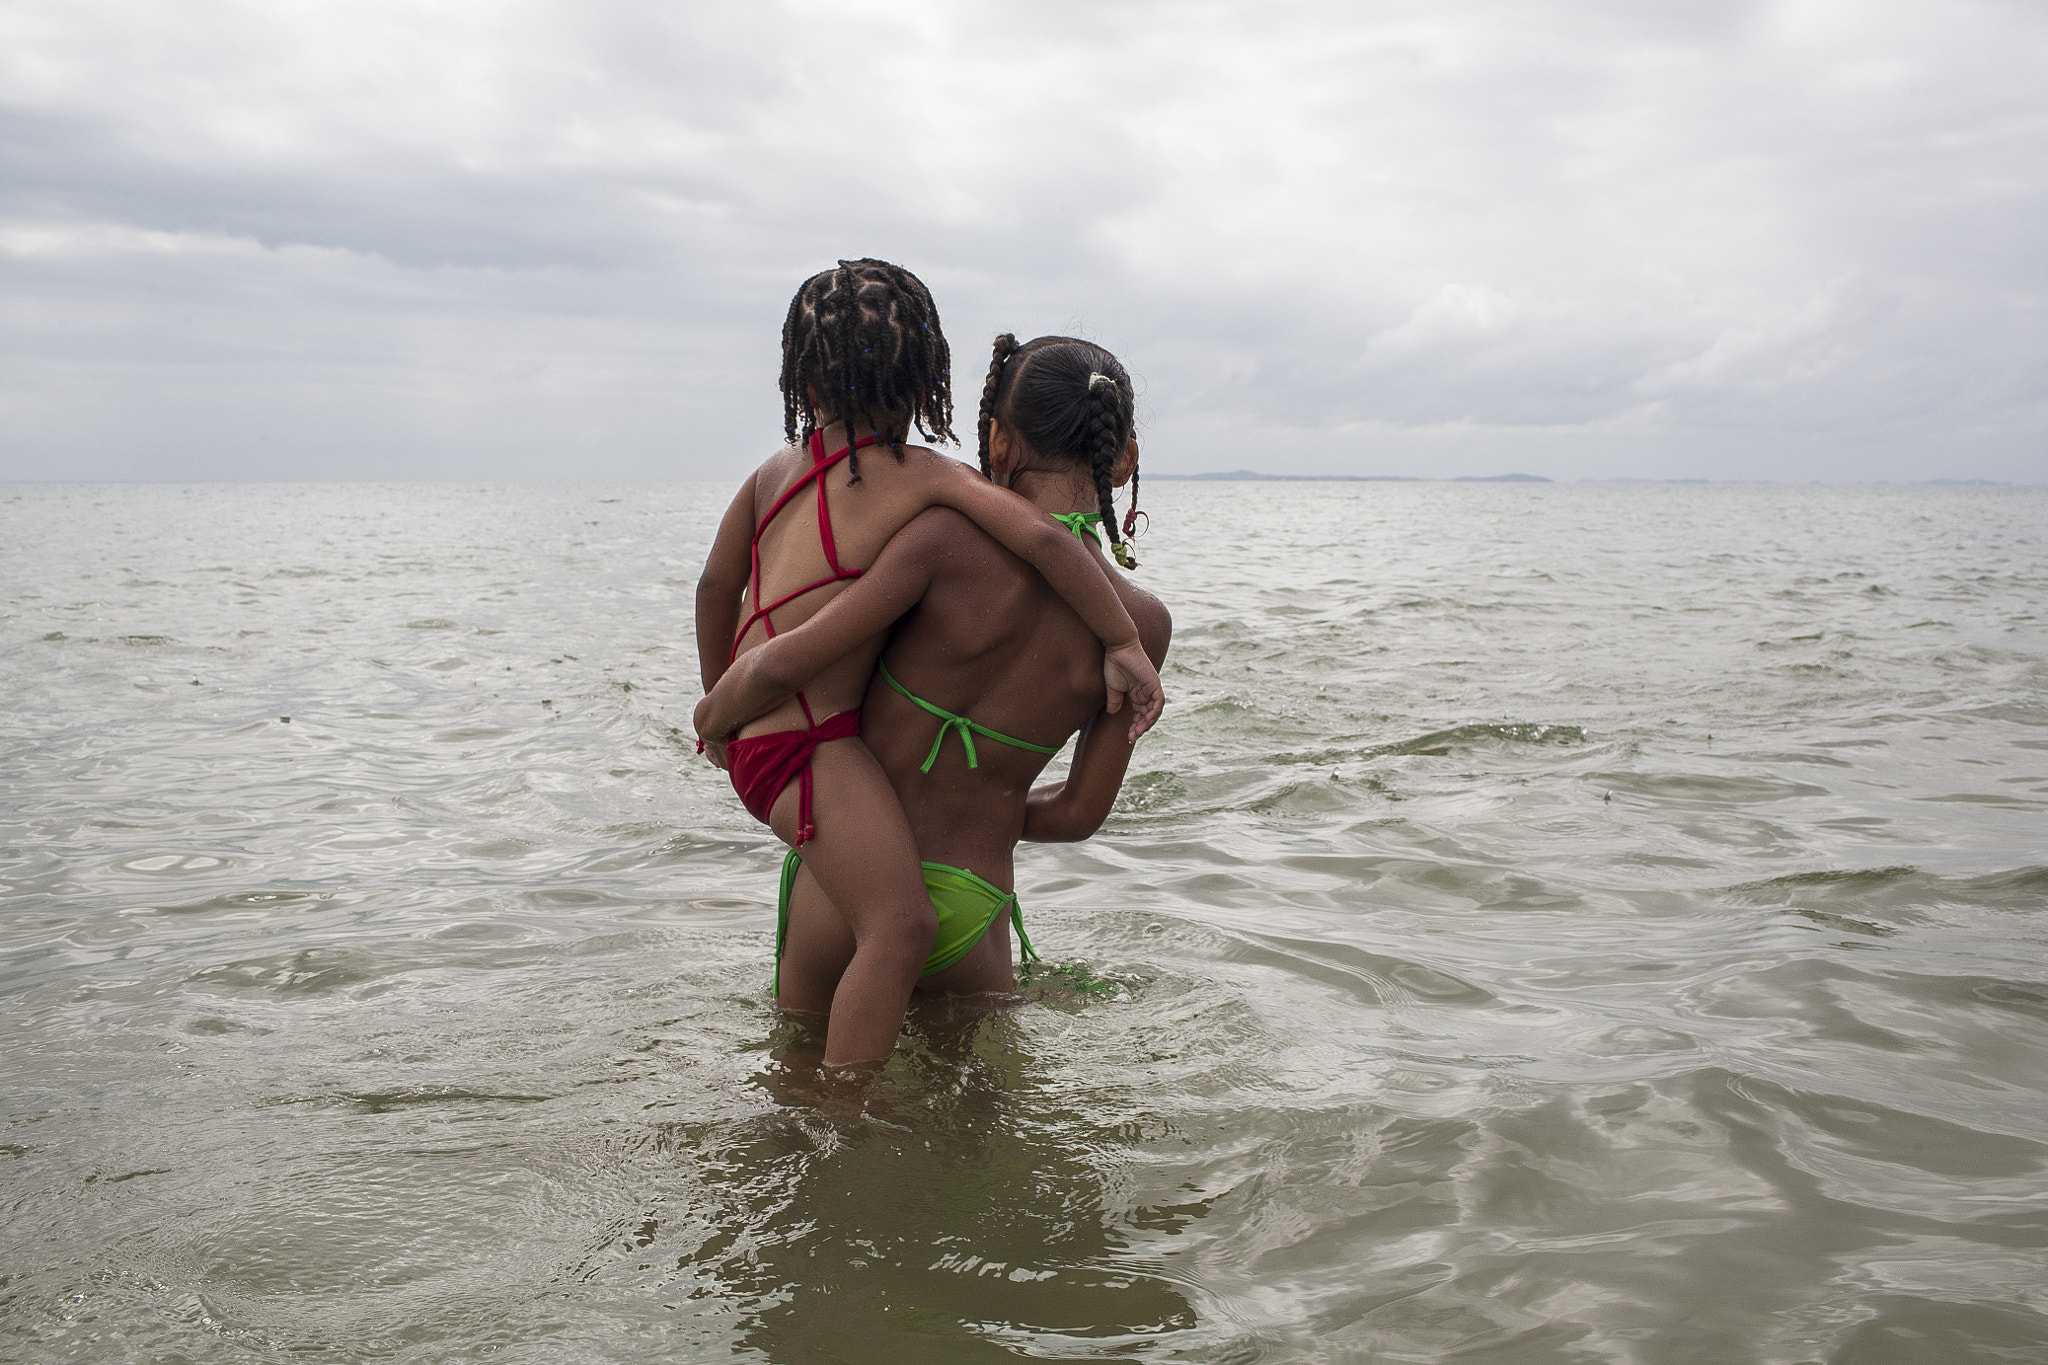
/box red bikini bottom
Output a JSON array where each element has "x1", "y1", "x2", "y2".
[{"x1": 724, "y1": 709, "x2": 862, "y2": 845}]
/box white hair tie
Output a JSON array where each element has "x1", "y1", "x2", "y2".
[{"x1": 1087, "y1": 372, "x2": 1118, "y2": 390}]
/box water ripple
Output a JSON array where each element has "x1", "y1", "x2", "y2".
[{"x1": 4, "y1": 481, "x2": 2047, "y2": 1360}]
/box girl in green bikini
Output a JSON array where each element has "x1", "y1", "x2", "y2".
[{"x1": 696, "y1": 333, "x2": 1172, "y2": 1014}]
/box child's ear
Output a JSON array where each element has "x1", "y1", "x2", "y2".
[
  {"x1": 1113, "y1": 436, "x2": 1140, "y2": 488},
  {"x1": 988, "y1": 418, "x2": 1017, "y2": 485}
]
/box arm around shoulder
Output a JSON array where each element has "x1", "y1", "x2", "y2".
[
  {"x1": 692, "y1": 509, "x2": 952, "y2": 744},
  {"x1": 917, "y1": 459, "x2": 1142, "y2": 650}
]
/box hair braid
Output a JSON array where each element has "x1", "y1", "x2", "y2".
[
  {"x1": 1083, "y1": 375, "x2": 1134, "y2": 567},
  {"x1": 833, "y1": 264, "x2": 869, "y2": 482},
  {"x1": 779, "y1": 289, "x2": 814, "y2": 445},
  {"x1": 977, "y1": 333, "x2": 1020, "y2": 477}
]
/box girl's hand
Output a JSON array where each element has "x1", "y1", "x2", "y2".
[
  {"x1": 1102, "y1": 640, "x2": 1164, "y2": 740},
  {"x1": 692, "y1": 696, "x2": 731, "y2": 769}
]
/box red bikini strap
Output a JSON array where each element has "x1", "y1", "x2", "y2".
[
  {"x1": 812, "y1": 430, "x2": 884, "y2": 573},
  {"x1": 753, "y1": 435, "x2": 851, "y2": 541},
  {"x1": 813, "y1": 433, "x2": 843, "y2": 575},
  {"x1": 728, "y1": 431, "x2": 884, "y2": 664}
]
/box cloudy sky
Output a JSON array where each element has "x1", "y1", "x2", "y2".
[{"x1": 3, "y1": 0, "x2": 2043, "y2": 483}]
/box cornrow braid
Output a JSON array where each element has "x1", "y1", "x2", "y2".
[
  {"x1": 777, "y1": 258, "x2": 956, "y2": 483},
  {"x1": 834, "y1": 265, "x2": 866, "y2": 480},
  {"x1": 976, "y1": 333, "x2": 1020, "y2": 477}
]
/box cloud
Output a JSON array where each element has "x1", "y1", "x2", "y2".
[{"x1": 1, "y1": 0, "x2": 2043, "y2": 482}]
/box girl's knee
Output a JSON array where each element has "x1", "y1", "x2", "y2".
[{"x1": 867, "y1": 900, "x2": 937, "y2": 963}]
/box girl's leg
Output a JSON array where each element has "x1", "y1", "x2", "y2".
[
  {"x1": 918, "y1": 919, "x2": 1016, "y2": 997},
  {"x1": 767, "y1": 736, "x2": 935, "y2": 1069},
  {"x1": 776, "y1": 863, "x2": 854, "y2": 1015}
]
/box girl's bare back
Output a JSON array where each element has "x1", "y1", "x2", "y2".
[{"x1": 734, "y1": 433, "x2": 964, "y2": 738}]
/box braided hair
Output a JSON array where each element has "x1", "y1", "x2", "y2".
[
  {"x1": 779, "y1": 258, "x2": 955, "y2": 482},
  {"x1": 979, "y1": 334, "x2": 1142, "y2": 568},
  {"x1": 975, "y1": 332, "x2": 1022, "y2": 479}
]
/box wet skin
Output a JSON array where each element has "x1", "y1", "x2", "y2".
[
  {"x1": 701, "y1": 424, "x2": 1172, "y2": 1024},
  {"x1": 693, "y1": 416, "x2": 1163, "y2": 1068}
]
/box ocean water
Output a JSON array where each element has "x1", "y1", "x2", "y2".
[{"x1": 2, "y1": 479, "x2": 2045, "y2": 1364}]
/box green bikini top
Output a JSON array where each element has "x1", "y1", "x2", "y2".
[
  {"x1": 874, "y1": 510, "x2": 1116, "y2": 773},
  {"x1": 1050, "y1": 511, "x2": 1103, "y2": 542},
  {"x1": 1052, "y1": 510, "x2": 1137, "y2": 570},
  {"x1": 878, "y1": 659, "x2": 1062, "y2": 772}
]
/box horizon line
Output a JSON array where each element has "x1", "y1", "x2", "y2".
[{"x1": 0, "y1": 474, "x2": 2033, "y2": 489}]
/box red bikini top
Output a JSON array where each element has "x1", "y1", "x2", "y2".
[{"x1": 729, "y1": 430, "x2": 883, "y2": 663}]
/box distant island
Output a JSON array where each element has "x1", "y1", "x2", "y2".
[
  {"x1": 1148, "y1": 470, "x2": 1551, "y2": 483},
  {"x1": 1143, "y1": 472, "x2": 2018, "y2": 486}
]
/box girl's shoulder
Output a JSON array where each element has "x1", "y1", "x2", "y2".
[
  {"x1": 851, "y1": 441, "x2": 981, "y2": 501},
  {"x1": 746, "y1": 439, "x2": 815, "y2": 509},
  {"x1": 755, "y1": 438, "x2": 809, "y2": 477},
  {"x1": 1118, "y1": 579, "x2": 1173, "y2": 658},
  {"x1": 890, "y1": 441, "x2": 976, "y2": 478}
]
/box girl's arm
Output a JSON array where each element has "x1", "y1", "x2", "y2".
[
  {"x1": 692, "y1": 513, "x2": 945, "y2": 745},
  {"x1": 920, "y1": 462, "x2": 1164, "y2": 738},
  {"x1": 695, "y1": 476, "x2": 758, "y2": 696},
  {"x1": 1024, "y1": 592, "x2": 1172, "y2": 842}
]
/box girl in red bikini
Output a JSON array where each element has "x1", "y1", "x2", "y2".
[
  {"x1": 694, "y1": 260, "x2": 1163, "y2": 1073},
  {"x1": 698, "y1": 334, "x2": 1170, "y2": 1020}
]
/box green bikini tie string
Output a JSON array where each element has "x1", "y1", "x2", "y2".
[
  {"x1": 1050, "y1": 511, "x2": 1102, "y2": 543},
  {"x1": 933, "y1": 709, "x2": 981, "y2": 771},
  {"x1": 877, "y1": 660, "x2": 1061, "y2": 772},
  {"x1": 1052, "y1": 509, "x2": 1136, "y2": 569},
  {"x1": 1010, "y1": 900, "x2": 1038, "y2": 962}
]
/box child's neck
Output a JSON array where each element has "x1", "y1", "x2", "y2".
[
  {"x1": 1009, "y1": 466, "x2": 1100, "y2": 517},
  {"x1": 811, "y1": 414, "x2": 887, "y2": 448}
]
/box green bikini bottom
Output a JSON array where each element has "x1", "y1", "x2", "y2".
[{"x1": 777, "y1": 849, "x2": 1039, "y2": 978}]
